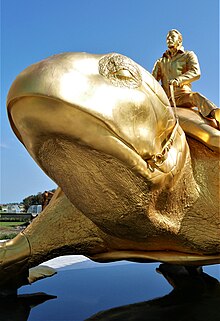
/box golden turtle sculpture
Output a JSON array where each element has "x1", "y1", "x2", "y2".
[{"x1": 1, "y1": 52, "x2": 220, "y2": 294}]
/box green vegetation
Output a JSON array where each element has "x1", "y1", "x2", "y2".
[
  {"x1": 0, "y1": 221, "x2": 25, "y2": 227},
  {"x1": 23, "y1": 193, "x2": 43, "y2": 211},
  {"x1": 0, "y1": 217, "x2": 30, "y2": 222},
  {"x1": 0, "y1": 221, "x2": 26, "y2": 240},
  {"x1": 22, "y1": 189, "x2": 56, "y2": 211},
  {"x1": 0, "y1": 233, "x2": 18, "y2": 240}
]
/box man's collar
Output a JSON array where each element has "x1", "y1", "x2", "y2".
[
  {"x1": 163, "y1": 46, "x2": 185, "y2": 58},
  {"x1": 177, "y1": 45, "x2": 185, "y2": 53}
]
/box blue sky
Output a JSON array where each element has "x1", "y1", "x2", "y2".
[{"x1": 1, "y1": 0, "x2": 219, "y2": 203}]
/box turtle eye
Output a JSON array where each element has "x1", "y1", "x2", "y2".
[
  {"x1": 113, "y1": 69, "x2": 136, "y2": 80},
  {"x1": 99, "y1": 53, "x2": 142, "y2": 89}
]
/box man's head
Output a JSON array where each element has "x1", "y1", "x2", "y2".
[{"x1": 166, "y1": 29, "x2": 183, "y2": 50}]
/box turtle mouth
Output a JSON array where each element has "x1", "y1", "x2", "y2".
[
  {"x1": 7, "y1": 52, "x2": 187, "y2": 187},
  {"x1": 8, "y1": 95, "x2": 149, "y2": 173},
  {"x1": 142, "y1": 119, "x2": 180, "y2": 173},
  {"x1": 8, "y1": 94, "x2": 185, "y2": 188}
]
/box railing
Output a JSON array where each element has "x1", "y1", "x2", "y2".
[{"x1": 0, "y1": 213, "x2": 32, "y2": 221}]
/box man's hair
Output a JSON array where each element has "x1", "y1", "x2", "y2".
[{"x1": 167, "y1": 29, "x2": 183, "y2": 43}]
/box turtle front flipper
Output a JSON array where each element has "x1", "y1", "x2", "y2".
[
  {"x1": 0, "y1": 188, "x2": 109, "y2": 296},
  {"x1": 0, "y1": 236, "x2": 56, "y2": 296},
  {"x1": 0, "y1": 233, "x2": 31, "y2": 296}
]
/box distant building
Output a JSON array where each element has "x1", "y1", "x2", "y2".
[
  {"x1": 27, "y1": 204, "x2": 42, "y2": 217},
  {"x1": 3, "y1": 204, "x2": 21, "y2": 213},
  {"x1": 19, "y1": 204, "x2": 26, "y2": 212},
  {"x1": 1, "y1": 205, "x2": 8, "y2": 212}
]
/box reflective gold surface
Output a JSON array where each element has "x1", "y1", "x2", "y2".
[
  {"x1": 177, "y1": 107, "x2": 220, "y2": 151},
  {"x1": 7, "y1": 52, "x2": 180, "y2": 187},
  {"x1": 1, "y1": 52, "x2": 220, "y2": 293},
  {"x1": 152, "y1": 29, "x2": 219, "y2": 120}
]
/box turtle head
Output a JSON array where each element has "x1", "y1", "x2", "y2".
[
  {"x1": 7, "y1": 52, "x2": 187, "y2": 190},
  {"x1": 7, "y1": 53, "x2": 189, "y2": 230}
]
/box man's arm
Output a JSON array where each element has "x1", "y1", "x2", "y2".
[
  {"x1": 152, "y1": 60, "x2": 161, "y2": 82},
  {"x1": 175, "y1": 51, "x2": 201, "y2": 86}
]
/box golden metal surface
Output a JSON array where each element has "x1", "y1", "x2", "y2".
[
  {"x1": 7, "y1": 52, "x2": 185, "y2": 188},
  {"x1": 90, "y1": 250, "x2": 220, "y2": 266},
  {"x1": 152, "y1": 29, "x2": 219, "y2": 119},
  {"x1": 1, "y1": 51, "x2": 220, "y2": 292},
  {"x1": 177, "y1": 107, "x2": 220, "y2": 151}
]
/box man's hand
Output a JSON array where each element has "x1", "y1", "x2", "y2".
[{"x1": 169, "y1": 79, "x2": 180, "y2": 87}]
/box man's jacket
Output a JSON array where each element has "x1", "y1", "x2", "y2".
[{"x1": 152, "y1": 47, "x2": 201, "y2": 99}]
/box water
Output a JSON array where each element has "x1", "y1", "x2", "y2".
[{"x1": 4, "y1": 260, "x2": 217, "y2": 321}]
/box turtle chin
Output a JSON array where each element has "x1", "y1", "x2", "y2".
[{"x1": 8, "y1": 94, "x2": 188, "y2": 195}]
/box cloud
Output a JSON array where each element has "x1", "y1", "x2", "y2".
[{"x1": 0, "y1": 143, "x2": 9, "y2": 149}]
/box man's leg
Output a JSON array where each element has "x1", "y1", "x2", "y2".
[{"x1": 175, "y1": 92, "x2": 220, "y2": 129}]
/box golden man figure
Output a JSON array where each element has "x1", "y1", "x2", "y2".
[{"x1": 152, "y1": 29, "x2": 220, "y2": 129}]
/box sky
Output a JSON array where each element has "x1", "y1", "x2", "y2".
[{"x1": 1, "y1": 0, "x2": 219, "y2": 204}]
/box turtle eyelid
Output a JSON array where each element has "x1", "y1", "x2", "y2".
[
  {"x1": 113, "y1": 69, "x2": 136, "y2": 79},
  {"x1": 99, "y1": 53, "x2": 142, "y2": 88}
]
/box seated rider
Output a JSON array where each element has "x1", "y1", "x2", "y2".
[{"x1": 152, "y1": 29, "x2": 220, "y2": 129}]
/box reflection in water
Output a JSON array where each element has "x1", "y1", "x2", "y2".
[
  {"x1": 86, "y1": 264, "x2": 220, "y2": 321},
  {"x1": 1, "y1": 263, "x2": 219, "y2": 321},
  {"x1": 0, "y1": 293, "x2": 56, "y2": 321}
]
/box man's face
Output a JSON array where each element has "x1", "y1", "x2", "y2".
[{"x1": 166, "y1": 32, "x2": 180, "y2": 49}]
